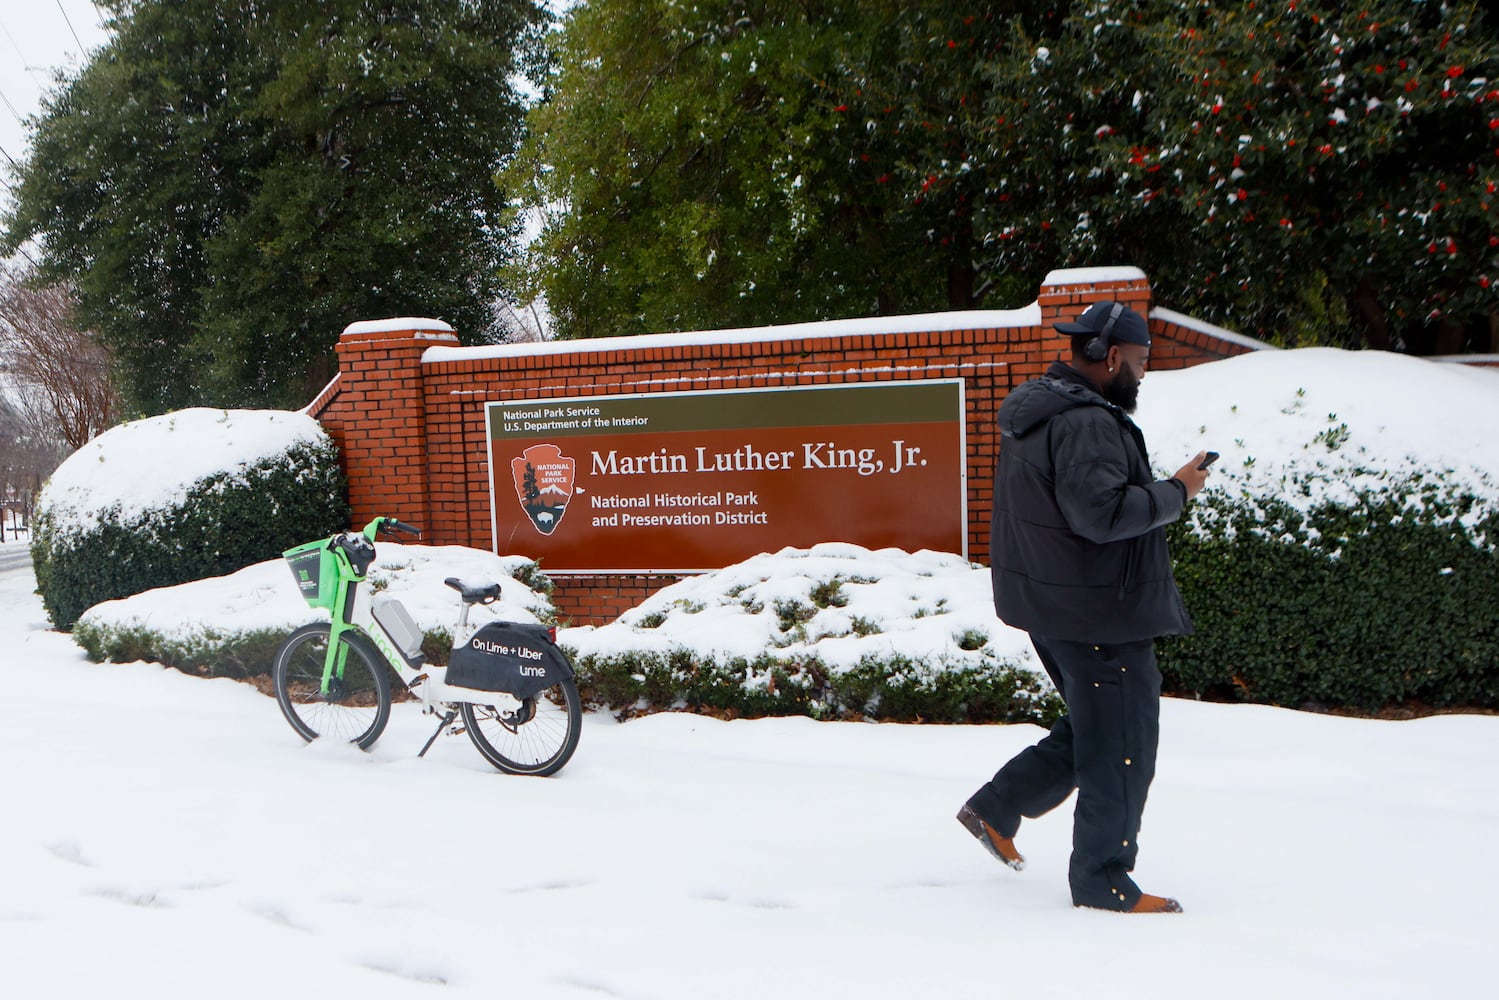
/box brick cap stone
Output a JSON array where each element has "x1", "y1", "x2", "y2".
[
  {"x1": 1040, "y1": 265, "x2": 1148, "y2": 287},
  {"x1": 343, "y1": 317, "x2": 456, "y2": 336}
]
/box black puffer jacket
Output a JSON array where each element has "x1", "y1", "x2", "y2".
[{"x1": 989, "y1": 362, "x2": 1193, "y2": 643}]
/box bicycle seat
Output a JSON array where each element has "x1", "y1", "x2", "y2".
[{"x1": 444, "y1": 577, "x2": 501, "y2": 605}]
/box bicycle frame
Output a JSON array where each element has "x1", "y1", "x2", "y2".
[
  {"x1": 317, "y1": 520, "x2": 384, "y2": 696},
  {"x1": 313, "y1": 518, "x2": 522, "y2": 715}
]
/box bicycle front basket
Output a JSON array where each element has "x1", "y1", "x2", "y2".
[{"x1": 284, "y1": 540, "x2": 339, "y2": 610}]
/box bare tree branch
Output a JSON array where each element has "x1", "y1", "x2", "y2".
[
  {"x1": 0, "y1": 393, "x2": 66, "y2": 541},
  {"x1": 0, "y1": 264, "x2": 122, "y2": 450}
]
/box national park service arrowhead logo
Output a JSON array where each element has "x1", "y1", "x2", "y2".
[{"x1": 511, "y1": 443, "x2": 575, "y2": 536}]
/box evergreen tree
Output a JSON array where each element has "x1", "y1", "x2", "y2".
[
  {"x1": 2, "y1": 0, "x2": 547, "y2": 412},
  {"x1": 506, "y1": 0, "x2": 1028, "y2": 340}
]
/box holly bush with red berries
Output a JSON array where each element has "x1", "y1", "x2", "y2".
[
  {"x1": 960, "y1": 1, "x2": 1498, "y2": 350},
  {"x1": 514, "y1": 1, "x2": 1497, "y2": 352}
]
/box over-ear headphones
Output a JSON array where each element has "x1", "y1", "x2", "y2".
[{"x1": 1083, "y1": 302, "x2": 1126, "y2": 362}]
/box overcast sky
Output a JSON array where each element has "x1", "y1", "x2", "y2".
[
  {"x1": 0, "y1": 0, "x2": 111, "y2": 217},
  {"x1": 0, "y1": 2, "x2": 571, "y2": 266}
]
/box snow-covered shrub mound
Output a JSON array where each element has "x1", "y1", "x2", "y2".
[
  {"x1": 1134, "y1": 349, "x2": 1499, "y2": 710},
  {"x1": 33, "y1": 408, "x2": 348, "y2": 629},
  {"x1": 565, "y1": 543, "x2": 1030, "y2": 665},
  {"x1": 74, "y1": 542, "x2": 555, "y2": 678},
  {"x1": 1137, "y1": 348, "x2": 1499, "y2": 540},
  {"x1": 559, "y1": 544, "x2": 1061, "y2": 724}
]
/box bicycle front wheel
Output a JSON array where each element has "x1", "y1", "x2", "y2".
[
  {"x1": 460, "y1": 677, "x2": 581, "y2": 776},
  {"x1": 273, "y1": 624, "x2": 391, "y2": 750}
]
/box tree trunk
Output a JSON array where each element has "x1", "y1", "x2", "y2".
[
  {"x1": 946, "y1": 218, "x2": 975, "y2": 309},
  {"x1": 1348, "y1": 276, "x2": 1392, "y2": 350},
  {"x1": 1433, "y1": 318, "x2": 1465, "y2": 355}
]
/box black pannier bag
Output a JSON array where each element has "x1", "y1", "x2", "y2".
[{"x1": 445, "y1": 621, "x2": 573, "y2": 700}]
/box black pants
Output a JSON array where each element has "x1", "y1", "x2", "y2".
[{"x1": 965, "y1": 634, "x2": 1162, "y2": 910}]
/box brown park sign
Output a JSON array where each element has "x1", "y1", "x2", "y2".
[{"x1": 486, "y1": 381, "x2": 966, "y2": 572}]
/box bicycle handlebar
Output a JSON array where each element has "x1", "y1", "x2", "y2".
[{"x1": 361, "y1": 517, "x2": 422, "y2": 541}]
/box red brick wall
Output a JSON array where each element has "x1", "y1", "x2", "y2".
[
  {"x1": 315, "y1": 322, "x2": 462, "y2": 536},
  {"x1": 309, "y1": 268, "x2": 1262, "y2": 624}
]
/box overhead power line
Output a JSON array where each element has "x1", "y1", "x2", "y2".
[
  {"x1": 0, "y1": 87, "x2": 22, "y2": 125},
  {"x1": 54, "y1": 0, "x2": 85, "y2": 51},
  {"x1": 0, "y1": 14, "x2": 48, "y2": 89}
]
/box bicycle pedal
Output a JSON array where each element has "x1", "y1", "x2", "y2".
[{"x1": 407, "y1": 673, "x2": 428, "y2": 688}]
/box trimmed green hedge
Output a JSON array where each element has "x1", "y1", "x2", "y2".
[
  {"x1": 72, "y1": 620, "x2": 455, "y2": 681},
  {"x1": 74, "y1": 572, "x2": 556, "y2": 686},
  {"x1": 33, "y1": 437, "x2": 348, "y2": 630},
  {"x1": 72, "y1": 621, "x2": 293, "y2": 679},
  {"x1": 1161, "y1": 470, "x2": 1499, "y2": 711},
  {"x1": 567, "y1": 648, "x2": 1065, "y2": 726}
]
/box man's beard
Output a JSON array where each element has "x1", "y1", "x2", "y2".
[{"x1": 1104, "y1": 368, "x2": 1141, "y2": 413}]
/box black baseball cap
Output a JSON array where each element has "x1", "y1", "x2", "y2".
[{"x1": 1055, "y1": 301, "x2": 1151, "y2": 347}]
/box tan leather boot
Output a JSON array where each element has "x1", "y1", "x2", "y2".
[
  {"x1": 1130, "y1": 894, "x2": 1183, "y2": 913},
  {"x1": 1078, "y1": 892, "x2": 1184, "y2": 913},
  {"x1": 956, "y1": 805, "x2": 1025, "y2": 871}
]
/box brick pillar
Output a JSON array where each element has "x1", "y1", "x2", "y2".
[
  {"x1": 1037, "y1": 266, "x2": 1153, "y2": 362},
  {"x1": 328, "y1": 319, "x2": 459, "y2": 535}
]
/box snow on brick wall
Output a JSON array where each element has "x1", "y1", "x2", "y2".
[{"x1": 310, "y1": 270, "x2": 1262, "y2": 624}]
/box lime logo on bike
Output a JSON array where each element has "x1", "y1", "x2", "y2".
[
  {"x1": 283, "y1": 542, "x2": 338, "y2": 609},
  {"x1": 511, "y1": 443, "x2": 575, "y2": 536}
]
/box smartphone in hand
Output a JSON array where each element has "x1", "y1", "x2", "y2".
[{"x1": 1198, "y1": 451, "x2": 1220, "y2": 470}]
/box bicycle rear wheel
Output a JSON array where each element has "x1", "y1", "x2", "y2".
[
  {"x1": 460, "y1": 677, "x2": 581, "y2": 776},
  {"x1": 273, "y1": 624, "x2": 391, "y2": 750}
]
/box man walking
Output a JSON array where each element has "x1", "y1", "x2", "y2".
[{"x1": 957, "y1": 300, "x2": 1212, "y2": 913}]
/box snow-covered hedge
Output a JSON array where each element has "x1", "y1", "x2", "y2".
[
  {"x1": 1161, "y1": 471, "x2": 1499, "y2": 709},
  {"x1": 1136, "y1": 350, "x2": 1499, "y2": 711},
  {"x1": 74, "y1": 543, "x2": 556, "y2": 678},
  {"x1": 51, "y1": 349, "x2": 1499, "y2": 718},
  {"x1": 33, "y1": 409, "x2": 348, "y2": 629},
  {"x1": 559, "y1": 545, "x2": 1065, "y2": 725}
]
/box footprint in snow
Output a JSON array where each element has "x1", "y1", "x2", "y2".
[
  {"x1": 88, "y1": 886, "x2": 169, "y2": 908},
  {"x1": 47, "y1": 841, "x2": 93, "y2": 867}
]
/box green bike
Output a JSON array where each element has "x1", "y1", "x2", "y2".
[{"x1": 273, "y1": 517, "x2": 580, "y2": 776}]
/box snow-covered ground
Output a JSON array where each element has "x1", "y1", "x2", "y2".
[
  {"x1": 3, "y1": 540, "x2": 1497, "y2": 998},
  {"x1": 4, "y1": 348, "x2": 1499, "y2": 997}
]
